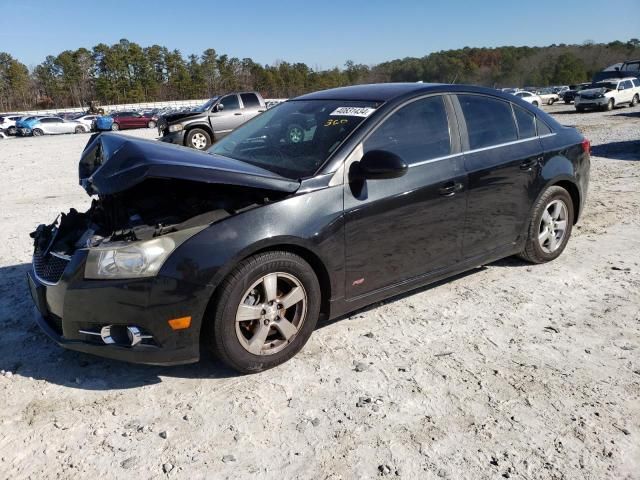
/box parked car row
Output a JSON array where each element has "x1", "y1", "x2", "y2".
[
  {"x1": 0, "y1": 114, "x2": 91, "y2": 137},
  {"x1": 574, "y1": 77, "x2": 640, "y2": 111}
]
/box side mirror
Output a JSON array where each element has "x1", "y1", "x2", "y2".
[
  {"x1": 215, "y1": 103, "x2": 224, "y2": 112},
  {"x1": 353, "y1": 150, "x2": 408, "y2": 181}
]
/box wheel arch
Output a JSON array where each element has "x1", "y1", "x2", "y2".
[
  {"x1": 184, "y1": 123, "x2": 214, "y2": 144},
  {"x1": 199, "y1": 241, "x2": 333, "y2": 342}
]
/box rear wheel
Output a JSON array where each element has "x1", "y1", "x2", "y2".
[
  {"x1": 532, "y1": 101, "x2": 539, "y2": 107},
  {"x1": 205, "y1": 251, "x2": 321, "y2": 373},
  {"x1": 631, "y1": 94, "x2": 639, "y2": 107},
  {"x1": 74, "y1": 126, "x2": 84, "y2": 134},
  {"x1": 32, "y1": 128, "x2": 43, "y2": 136},
  {"x1": 186, "y1": 128, "x2": 212, "y2": 150},
  {"x1": 519, "y1": 186, "x2": 574, "y2": 264},
  {"x1": 111, "y1": 122, "x2": 120, "y2": 131},
  {"x1": 147, "y1": 120, "x2": 156, "y2": 128},
  {"x1": 7, "y1": 126, "x2": 16, "y2": 135},
  {"x1": 547, "y1": 98, "x2": 555, "y2": 105}
]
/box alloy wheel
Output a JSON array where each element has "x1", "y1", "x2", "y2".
[
  {"x1": 538, "y1": 199, "x2": 568, "y2": 253},
  {"x1": 235, "y1": 272, "x2": 308, "y2": 356},
  {"x1": 191, "y1": 132, "x2": 207, "y2": 149},
  {"x1": 288, "y1": 126, "x2": 304, "y2": 144}
]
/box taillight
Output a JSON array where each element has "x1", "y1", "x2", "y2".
[{"x1": 581, "y1": 138, "x2": 591, "y2": 154}]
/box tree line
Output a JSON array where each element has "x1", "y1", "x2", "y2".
[{"x1": 1, "y1": 38, "x2": 639, "y2": 112}]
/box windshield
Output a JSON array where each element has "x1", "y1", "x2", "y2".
[
  {"x1": 209, "y1": 100, "x2": 380, "y2": 179},
  {"x1": 194, "y1": 96, "x2": 220, "y2": 112},
  {"x1": 594, "y1": 82, "x2": 618, "y2": 90}
]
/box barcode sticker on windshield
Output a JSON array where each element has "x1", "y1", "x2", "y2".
[{"x1": 330, "y1": 106, "x2": 376, "y2": 117}]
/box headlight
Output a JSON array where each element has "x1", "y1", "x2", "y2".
[
  {"x1": 85, "y1": 237, "x2": 176, "y2": 279},
  {"x1": 168, "y1": 124, "x2": 183, "y2": 133}
]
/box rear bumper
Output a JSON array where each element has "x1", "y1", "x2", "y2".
[{"x1": 27, "y1": 258, "x2": 205, "y2": 366}]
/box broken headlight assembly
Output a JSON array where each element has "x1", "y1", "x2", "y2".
[
  {"x1": 85, "y1": 237, "x2": 176, "y2": 279},
  {"x1": 84, "y1": 225, "x2": 206, "y2": 280}
]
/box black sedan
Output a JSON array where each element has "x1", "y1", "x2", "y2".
[{"x1": 28, "y1": 83, "x2": 590, "y2": 373}]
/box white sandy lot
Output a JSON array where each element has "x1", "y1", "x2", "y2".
[{"x1": 0, "y1": 106, "x2": 639, "y2": 479}]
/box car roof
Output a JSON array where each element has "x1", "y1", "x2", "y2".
[
  {"x1": 293, "y1": 82, "x2": 534, "y2": 104},
  {"x1": 294, "y1": 83, "x2": 446, "y2": 102}
]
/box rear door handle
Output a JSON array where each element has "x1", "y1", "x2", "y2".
[
  {"x1": 520, "y1": 157, "x2": 541, "y2": 170},
  {"x1": 439, "y1": 181, "x2": 463, "y2": 197}
]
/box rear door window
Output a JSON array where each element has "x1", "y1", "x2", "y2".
[
  {"x1": 240, "y1": 93, "x2": 261, "y2": 108},
  {"x1": 364, "y1": 95, "x2": 451, "y2": 165},
  {"x1": 512, "y1": 105, "x2": 536, "y2": 139},
  {"x1": 458, "y1": 94, "x2": 518, "y2": 149}
]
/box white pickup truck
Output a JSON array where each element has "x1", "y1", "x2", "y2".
[{"x1": 574, "y1": 77, "x2": 640, "y2": 111}]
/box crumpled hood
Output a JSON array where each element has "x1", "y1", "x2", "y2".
[
  {"x1": 579, "y1": 87, "x2": 611, "y2": 96},
  {"x1": 79, "y1": 133, "x2": 301, "y2": 196},
  {"x1": 162, "y1": 110, "x2": 204, "y2": 124}
]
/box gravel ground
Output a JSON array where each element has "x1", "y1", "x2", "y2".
[{"x1": 0, "y1": 105, "x2": 639, "y2": 480}]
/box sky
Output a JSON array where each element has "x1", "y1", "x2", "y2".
[{"x1": 1, "y1": 0, "x2": 638, "y2": 69}]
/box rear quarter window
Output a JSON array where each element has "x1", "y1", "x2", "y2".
[
  {"x1": 458, "y1": 94, "x2": 518, "y2": 149},
  {"x1": 536, "y1": 118, "x2": 552, "y2": 136},
  {"x1": 513, "y1": 105, "x2": 536, "y2": 139},
  {"x1": 633, "y1": 79, "x2": 640, "y2": 88}
]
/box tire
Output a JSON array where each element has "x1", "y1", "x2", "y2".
[
  {"x1": 519, "y1": 186, "x2": 574, "y2": 264},
  {"x1": 32, "y1": 128, "x2": 43, "y2": 137},
  {"x1": 286, "y1": 123, "x2": 305, "y2": 144},
  {"x1": 605, "y1": 99, "x2": 614, "y2": 111},
  {"x1": 631, "y1": 94, "x2": 639, "y2": 107},
  {"x1": 7, "y1": 126, "x2": 16, "y2": 135},
  {"x1": 564, "y1": 100, "x2": 571, "y2": 104},
  {"x1": 205, "y1": 251, "x2": 321, "y2": 373},
  {"x1": 575, "y1": 106, "x2": 585, "y2": 112},
  {"x1": 532, "y1": 101, "x2": 539, "y2": 107},
  {"x1": 74, "y1": 126, "x2": 84, "y2": 134},
  {"x1": 547, "y1": 99, "x2": 555, "y2": 105},
  {"x1": 186, "y1": 128, "x2": 212, "y2": 150},
  {"x1": 111, "y1": 122, "x2": 120, "y2": 131},
  {"x1": 147, "y1": 120, "x2": 156, "y2": 128}
]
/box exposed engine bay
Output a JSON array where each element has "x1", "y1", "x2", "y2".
[
  {"x1": 30, "y1": 133, "x2": 300, "y2": 261},
  {"x1": 30, "y1": 179, "x2": 281, "y2": 259}
]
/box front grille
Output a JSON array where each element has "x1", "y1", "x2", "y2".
[{"x1": 33, "y1": 247, "x2": 70, "y2": 284}]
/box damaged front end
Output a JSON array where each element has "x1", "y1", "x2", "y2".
[
  {"x1": 31, "y1": 133, "x2": 299, "y2": 283},
  {"x1": 27, "y1": 133, "x2": 300, "y2": 364}
]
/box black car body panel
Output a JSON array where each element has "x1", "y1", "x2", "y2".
[
  {"x1": 79, "y1": 133, "x2": 300, "y2": 195},
  {"x1": 28, "y1": 83, "x2": 590, "y2": 366}
]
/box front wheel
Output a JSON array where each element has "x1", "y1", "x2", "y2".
[
  {"x1": 631, "y1": 94, "x2": 639, "y2": 107},
  {"x1": 186, "y1": 128, "x2": 212, "y2": 150},
  {"x1": 547, "y1": 99, "x2": 555, "y2": 105},
  {"x1": 74, "y1": 126, "x2": 84, "y2": 134},
  {"x1": 111, "y1": 123, "x2": 120, "y2": 131},
  {"x1": 532, "y1": 101, "x2": 539, "y2": 107},
  {"x1": 519, "y1": 186, "x2": 574, "y2": 264},
  {"x1": 205, "y1": 251, "x2": 321, "y2": 373},
  {"x1": 147, "y1": 120, "x2": 156, "y2": 128},
  {"x1": 605, "y1": 99, "x2": 614, "y2": 111},
  {"x1": 32, "y1": 128, "x2": 43, "y2": 136}
]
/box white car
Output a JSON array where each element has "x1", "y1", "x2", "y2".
[
  {"x1": 19, "y1": 116, "x2": 90, "y2": 136},
  {"x1": 513, "y1": 90, "x2": 543, "y2": 107},
  {"x1": 537, "y1": 89, "x2": 560, "y2": 105},
  {"x1": 575, "y1": 77, "x2": 640, "y2": 111},
  {"x1": 0, "y1": 114, "x2": 23, "y2": 135},
  {"x1": 71, "y1": 113, "x2": 99, "y2": 130}
]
